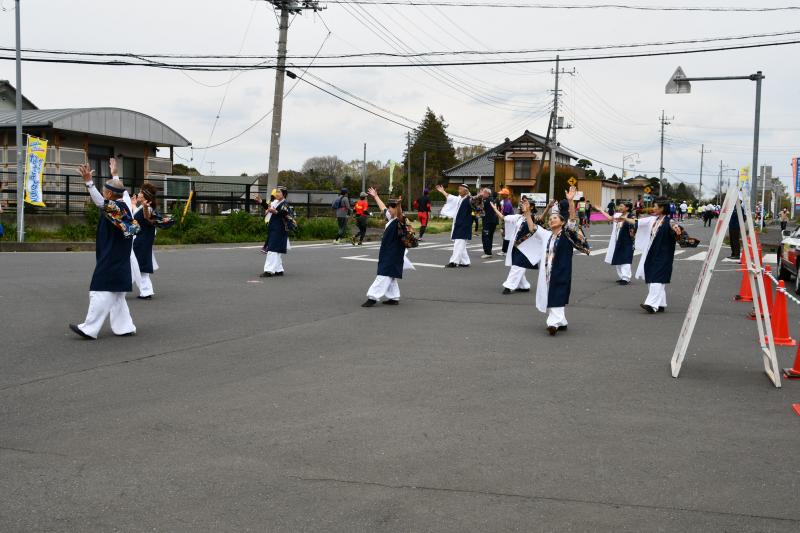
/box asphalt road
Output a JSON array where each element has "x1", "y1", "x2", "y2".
[{"x1": 1, "y1": 219, "x2": 799, "y2": 532}]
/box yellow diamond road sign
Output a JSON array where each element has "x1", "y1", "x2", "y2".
[
  {"x1": 567, "y1": 177, "x2": 577, "y2": 186},
  {"x1": 644, "y1": 187, "x2": 652, "y2": 194}
]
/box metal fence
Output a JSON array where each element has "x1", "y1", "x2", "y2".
[{"x1": 0, "y1": 172, "x2": 372, "y2": 218}]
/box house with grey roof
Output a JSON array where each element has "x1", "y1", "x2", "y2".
[{"x1": 0, "y1": 81, "x2": 190, "y2": 212}]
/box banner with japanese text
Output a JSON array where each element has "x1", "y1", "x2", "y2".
[{"x1": 24, "y1": 135, "x2": 47, "y2": 207}]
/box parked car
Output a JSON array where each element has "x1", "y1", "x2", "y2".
[{"x1": 777, "y1": 226, "x2": 800, "y2": 293}]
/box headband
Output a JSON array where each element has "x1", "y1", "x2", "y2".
[{"x1": 105, "y1": 183, "x2": 125, "y2": 194}]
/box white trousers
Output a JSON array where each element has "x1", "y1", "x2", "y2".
[
  {"x1": 134, "y1": 272, "x2": 154, "y2": 297},
  {"x1": 645, "y1": 283, "x2": 668, "y2": 308},
  {"x1": 503, "y1": 266, "x2": 531, "y2": 290},
  {"x1": 366, "y1": 275, "x2": 400, "y2": 301},
  {"x1": 546, "y1": 307, "x2": 568, "y2": 327},
  {"x1": 264, "y1": 251, "x2": 284, "y2": 273},
  {"x1": 449, "y1": 239, "x2": 471, "y2": 265},
  {"x1": 78, "y1": 291, "x2": 136, "y2": 338},
  {"x1": 615, "y1": 264, "x2": 632, "y2": 282}
]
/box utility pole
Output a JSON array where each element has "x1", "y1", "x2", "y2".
[
  {"x1": 422, "y1": 151, "x2": 427, "y2": 192},
  {"x1": 698, "y1": 144, "x2": 710, "y2": 200},
  {"x1": 362, "y1": 143, "x2": 367, "y2": 194},
  {"x1": 406, "y1": 132, "x2": 412, "y2": 210},
  {"x1": 718, "y1": 160, "x2": 723, "y2": 206},
  {"x1": 658, "y1": 110, "x2": 673, "y2": 197},
  {"x1": 14, "y1": 0, "x2": 23, "y2": 242},
  {"x1": 264, "y1": 1, "x2": 323, "y2": 193},
  {"x1": 549, "y1": 55, "x2": 574, "y2": 202}
]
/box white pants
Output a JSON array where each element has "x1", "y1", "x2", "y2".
[
  {"x1": 546, "y1": 307, "x2": 568, "y2": 328},
  {"x1": 78, "y1": 291, "x2": 136, "y2": 338},
  {"x1": 615, "y1": 264, "x2": 632, "y2": 282},
  {"x1": 645, "y1": 283, "x2": 668, "y2": 308},
  {"x1": 366, "y1": 275, "x2": 400, "y2": 301},
  {"x1": 503, "y1": 266, "x2": 531, "y2": 290},
  {"x1": 135, "y1": 272, "x2": 154, "y2": 297},
  {"x1": 449, "y1": 239, "x2": 471, "y2": 265},
  {"x1": 264, "y1": 251, "x2": 284, "y2": 273}
]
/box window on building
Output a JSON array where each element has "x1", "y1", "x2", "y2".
[
  {"x1": 88, "y1": 144, "x2": 114, "y2": 179},
  {"x1": 514, "y1": 159, "x2": 532, "y2": 180}
]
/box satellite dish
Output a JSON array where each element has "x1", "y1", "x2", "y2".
[{"x1": 666, "y1": 66, "x2": 691, "y2": 94}]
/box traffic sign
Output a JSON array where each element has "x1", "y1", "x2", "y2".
[
  {"x1": 567, "y1": 177, "x2": 577, "y2": 186},
  {"x1": 665, "y1": 66, "x2": 691, "y2": 94},
  {"x1": 644, "y1": 186, "x2": 652, "y2": 194}
]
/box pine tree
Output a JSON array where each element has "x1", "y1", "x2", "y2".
[{"x1": 402, "y1": 108, "x2": 457, "y2": 199}]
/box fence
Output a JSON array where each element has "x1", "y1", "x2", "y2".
[{"x1": 0, "y1": 172, "x2": 389, "y2": 218}]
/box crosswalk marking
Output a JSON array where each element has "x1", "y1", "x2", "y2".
[
  {"x1": 683, "y1": 251, "x2": 708, "y2": 261},
  {"x1": 342, "y1": 255, "x2": 444, "y2": 268},
  {"x1": 589, "y1": 247, "x2": 608, "y2": 256}
]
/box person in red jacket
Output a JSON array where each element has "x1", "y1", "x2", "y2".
[
  {"x1": 413, "y1": 188, "x2": 432, "y2": 241},
  {"x1": 351, "y1": 192, "x2": 371, "y2": 245}
]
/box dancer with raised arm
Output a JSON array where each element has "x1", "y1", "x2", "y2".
[
  {"x1": 436, "y1": 183, "x2": 473, "y2": 268},
  {"x1": 593, "y1": 201, "x2": 637, "y2": 285},
  {"x1": 634, "y1": 197, "x2": 682, "y2": 313},
  {"x1": 362, "y1": 188, "x2": 414, "y2": 307}
]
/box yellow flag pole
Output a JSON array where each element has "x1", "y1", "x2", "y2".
[{"x1": 181, "y1": 189, "x2": 194, "y2": 224}]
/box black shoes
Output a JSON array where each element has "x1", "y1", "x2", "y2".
[
  {"x1": 502, "y1": 288, "x2": 512, "y2": 295},
  {"x1": 260, "y1": 272, "x2": 273, "y2": 278},
  {"x1": 657, "y1": 306, "x2": 666, "y2": 313},
  {"x1": 115, "y1": 331, "x2": 136, "y2": 337},
  {"x1": 558, "y1": 325, "x2": 568, "y2": 331},
  {"x1": 457, "y1": 264, "x2": 470, "y2": 268},
  {"x1": 361, "y1": 299, "x2": 377, "y2": 307},
  {"x1": 137, "y1": 295, "x2": 152, "y2": 300},
  {"x1": 275, "y1": 272, "x2": 284, "y2": 276},
  {"x1": 640, "y1": 303, "x2": 656, "y2": 314},
  {"x1": 445, "y1": 262, "x2": 458, "y2": 268},
  {"x1": 69, "y1": 324, "x2": 93, "y2": 340},
  {"x1": 382, "y1": 299, "x2": 399, "y2": 306},
  {"x1": 516, "y1": 288, "x2": 530, "y2": 292},
  {"x1": 547, "y1": 326, "x2": 558, "y2": 336},
  {"x1": 616, "y1": 280, "x2": 629, "y2": 285}
]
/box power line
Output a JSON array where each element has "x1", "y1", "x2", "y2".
[
  {"x1": 3, "y1": 38, "x2": 798, "y2": 69},
  {"x1": 322, "y1": 1, "x2": 800, "y2": 11},
  {"x1": 7, "y1": 28, "x2": 799, "y2": 60}
]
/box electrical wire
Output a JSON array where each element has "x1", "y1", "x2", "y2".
[{"x1": 321, "y1": 1, "x2": 800, "y2": 12}]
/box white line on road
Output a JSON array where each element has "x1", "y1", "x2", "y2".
[
  {"x1": 683, "y1": 251, "x2": 708, "y2": 261},
  {"x1": 341, "y1": 255, "x2": 444, "y2": 268},
  {"x1": 589, "y1": 247, "x2": 609, "y2": 256}
]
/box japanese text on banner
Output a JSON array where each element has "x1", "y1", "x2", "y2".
[{"x1": 24, "y1": 135, "x2": 47, "y2": 207}]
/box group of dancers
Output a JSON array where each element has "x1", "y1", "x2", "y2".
[{"x1": 71, "y1": 165, "x2": 683, "y2": 339}]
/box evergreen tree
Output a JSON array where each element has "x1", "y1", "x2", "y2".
[{"x1": 403, "y1": 108, "x2": 457, "y2": 199}]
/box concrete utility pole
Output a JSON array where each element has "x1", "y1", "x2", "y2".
[
  {"x1": 718, "y1": 160, "x2": 723, "y2": 206},
  {"x1": 406, "y1": 132, "x2": 412, "y2": 210},
  {"x1": 549, "y1": 55, "x2": 574, "y2": 202},
  {"x1": 15, "y1": 0, "x2": 24, "y2": 242},
  {"x1": 265, "y1": 1, "x2": 323, "y2": 193},
  {"x1": 698, "y1": 144, "x2": 710, "y2": 200},
  {"x1": 658, "y1": 110, "x2": 673, "y2": 197},
  {"x1": 362, "y1": 143, "x2": 367, "y2": 194}
]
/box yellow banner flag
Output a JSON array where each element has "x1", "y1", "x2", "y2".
[{"x1": 24, "y1": 135, "x2": 47, "y2": 207}]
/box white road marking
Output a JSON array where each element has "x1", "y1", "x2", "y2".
[
  {"x1": 589, "y1": 247, "x2": 609, "y2": 256},
  {"x1": 674, "y1": 250, "x2": 685, "y2": 256},
  {"x1": 341, "y1": 255, "x2": 444, "y2": 268},
  {"x1": 683, "y1": 251, "x2": 708, "y2": 261},
  {"x1": 484, "y1": 259, "x2": 503, "y2": 264}
]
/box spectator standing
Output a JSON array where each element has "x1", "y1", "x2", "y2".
[
  {"x1": 498, "y1": 188, "x2": 514, "y2": 256},
  {"x1": 413, "y1": 188, "x2": 431, "y2": 241},
  {"x1": 480, "y1": 187, "x2": 498, "y2": 258},
  {"x1": 333, "y1": 188, "x2": 351, "y2": 244},
  {"x1": 679, "y1": 201, "x2": 688, "y2": 221},
  {"x1": 780, "y1": 208, "x2": 790, "y2": 232}
]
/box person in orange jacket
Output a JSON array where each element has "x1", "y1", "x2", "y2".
[{"x1": 351, "y1": 192, "x2": 371, "y2": 245}]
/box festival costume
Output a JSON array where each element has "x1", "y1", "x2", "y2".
[
  {"x1": 635, "y1": 215, "x2": 677, "y2": 310},
  {"x1": 365, "y1": 210, "x2": 415, "y2": 302},
  {"x1": 132, "y1": 204, "x2": 174, "y2": 297},
  {"x1": 263, "y1": 199, "x2": 292, "y2": 275},
  {"x1": 75, "y1": 180, "x2": 139, "y2": 339},
  {"x1": 604, "y1": 214, "x2": 636, "y2": 283},
  {"x1": 501, "y1": 214, "x2": 542, "y2": 291},
  {"x1": 440, "y1": 193, "x2": 474, "y2": 266}
]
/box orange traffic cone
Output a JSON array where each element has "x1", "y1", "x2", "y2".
[
  {"x1": 767, "y1": 281, "x2": 796, "y2": 347},
  {"x1": 749, "y1": 265, "x2": 774, "y2": 320},
  {"x1": 784, "y1": 343, "x2": 800, "y2": 379},
  {"x1": 735, "y1": 266, "x2": 753, "y2": 302}
]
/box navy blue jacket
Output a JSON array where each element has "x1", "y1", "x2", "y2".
[
  {"x1": 511, "y1": 222, "x2": 537, "y2": 269},
  {"x1": 90, "y1": 200, "x2": 134, "y2": 292},
  {"x1": 547, "y1": 231, "x2": 577, "y2": 308},
  {"x1": 611, "y1": 220, "x2": 636, "y2": 265},
  {"x1": 451, "y1": 196, "x2": 473, "y2": 240},
  {"x1": 132, "y1": 209, "x2": 155, "y2": 273},
  {"x1": 267, "y1": 200, "x2": 289, "y2": 254},
  {"x1": 483, "y1": 198, "x2": 498, "y2": 225},
  {"x1": 644, "y1": 217, "x2": 677, "y2": 284},
  {"x1": 377, "y1": 215, "x2": 405, "y2": 279}
]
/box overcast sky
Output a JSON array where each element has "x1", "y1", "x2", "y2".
[{"x1": 1, "y1": 0, "x2": 798, "y2": 193}]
